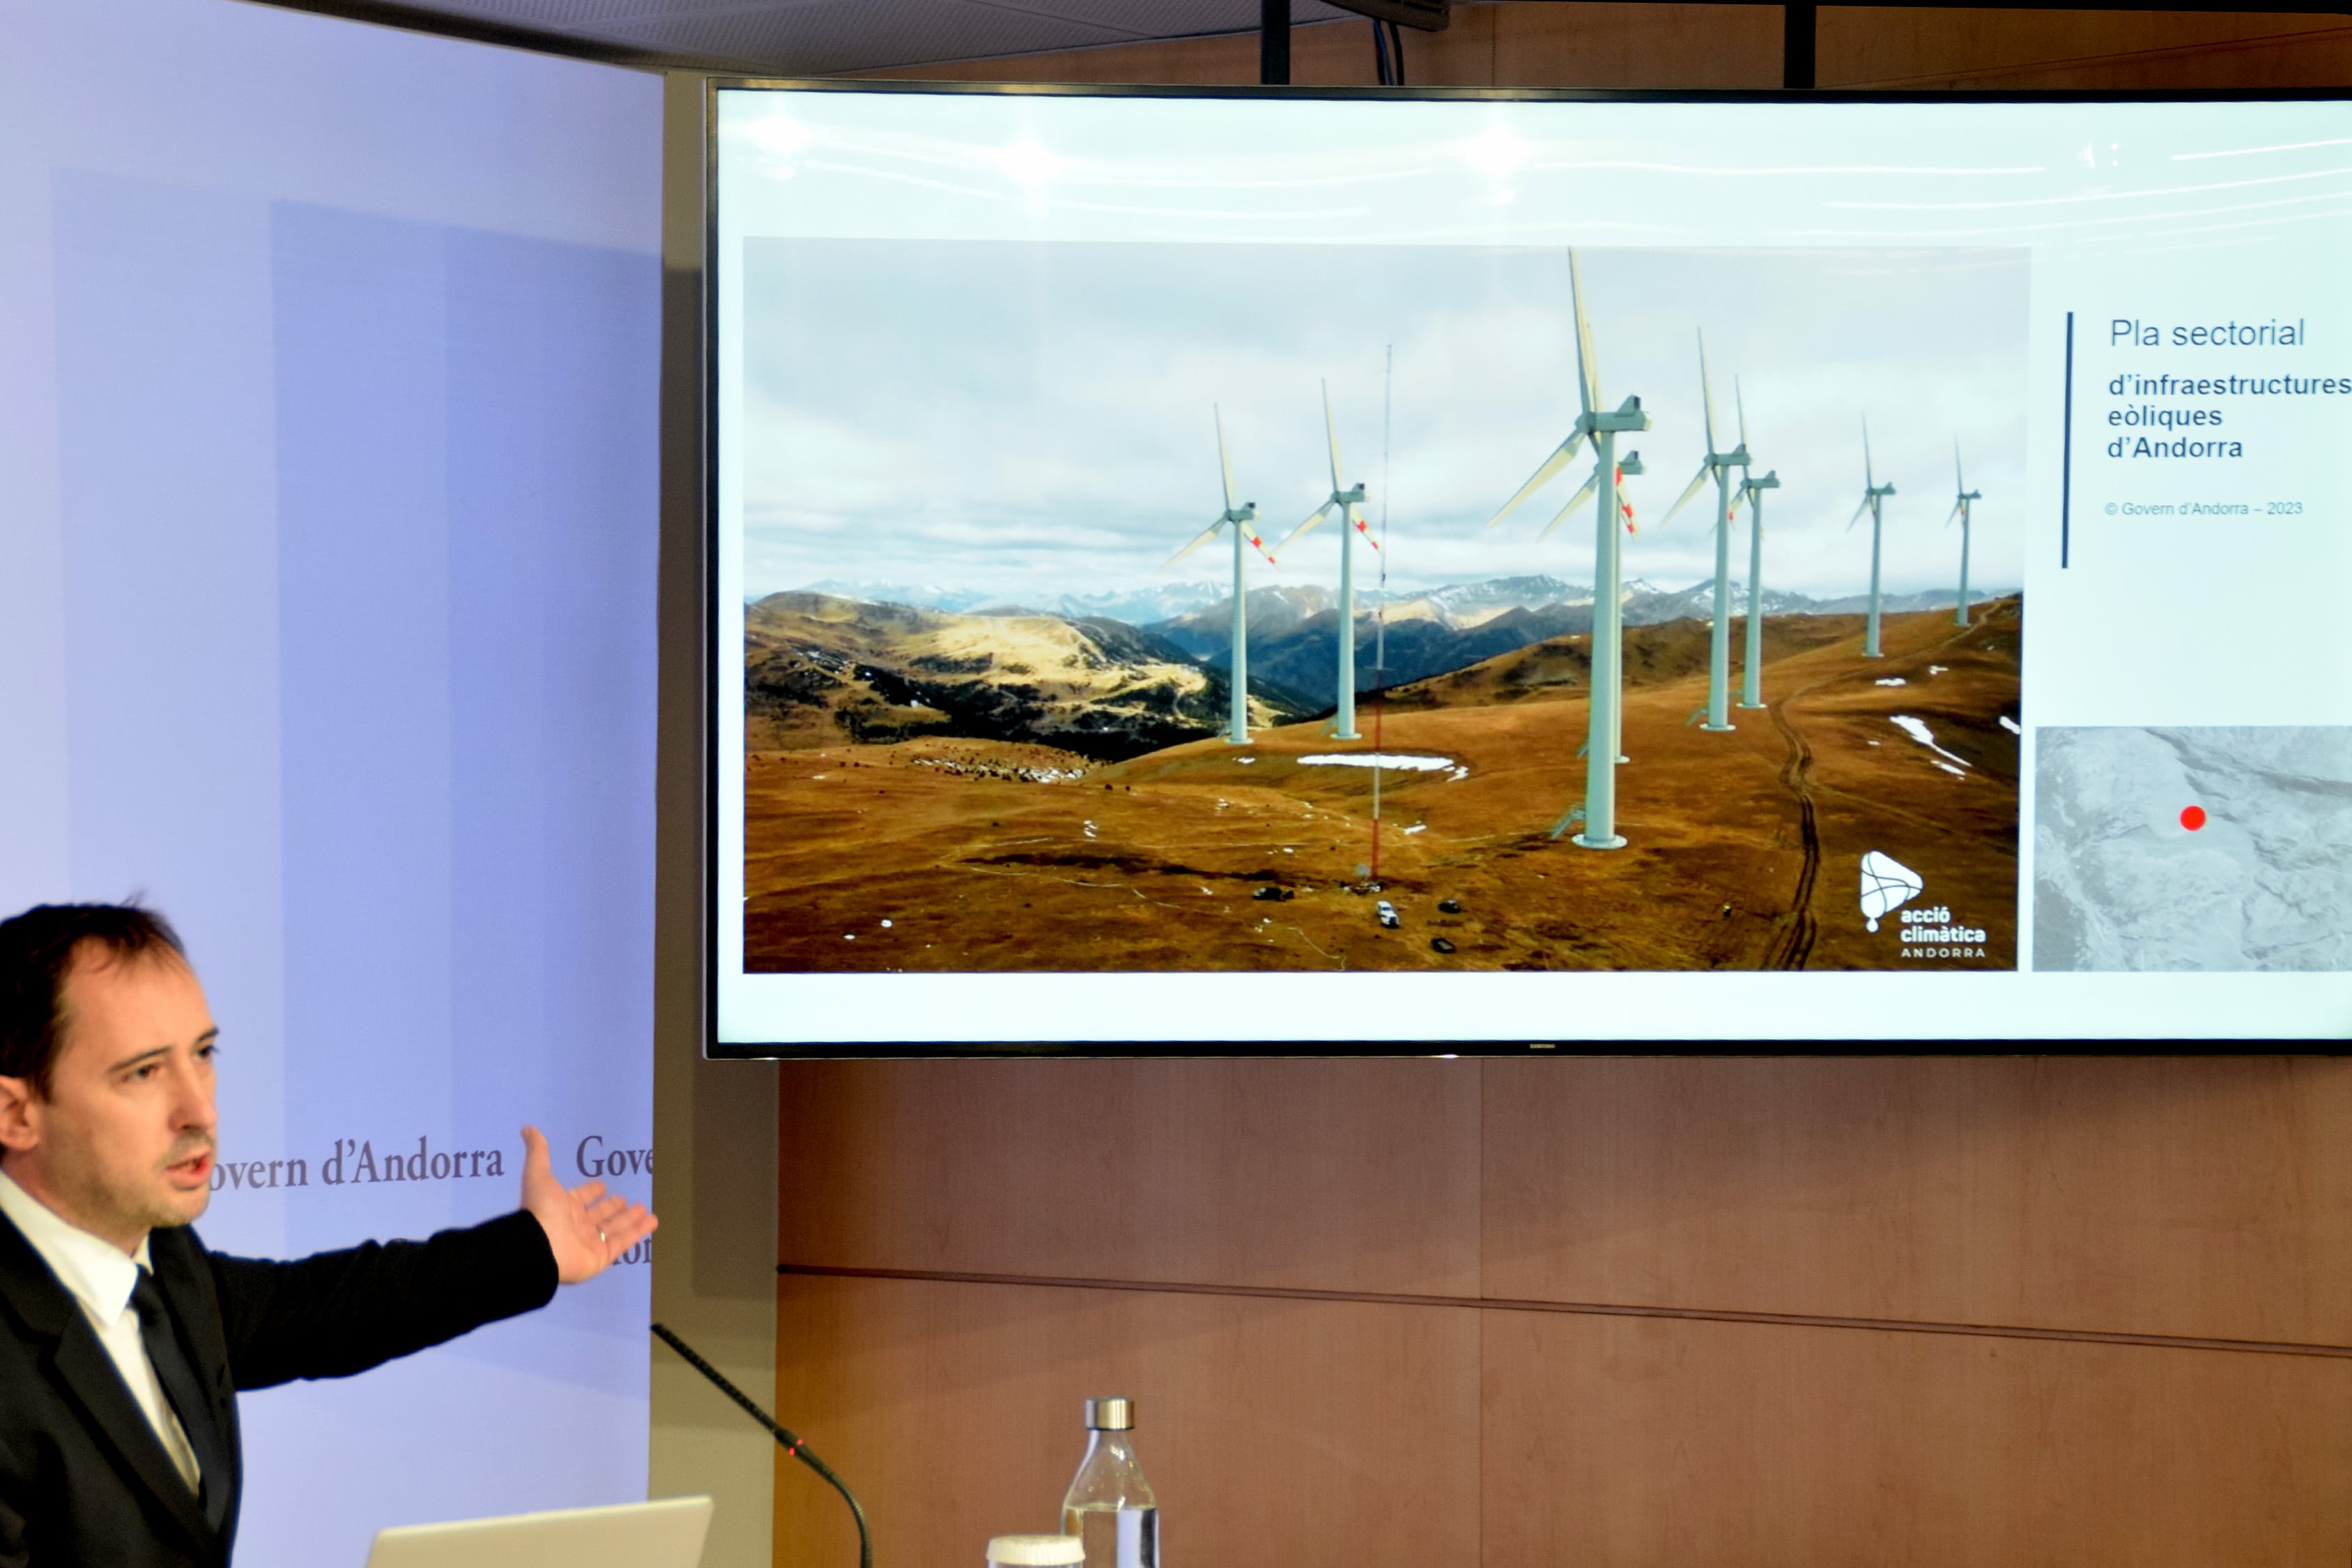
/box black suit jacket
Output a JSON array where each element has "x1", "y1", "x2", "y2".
[{"x1": 0, "y1": 1206, "x2": 558, "y2": 1567}]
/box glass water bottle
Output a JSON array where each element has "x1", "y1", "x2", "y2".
[{"x1": 1059, "y1": 1397, "x2": 1158, "y2": 1568}]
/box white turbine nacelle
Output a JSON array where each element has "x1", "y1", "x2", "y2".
[
  {"x1": 1272, "y1": 379, "x2": 1378, "y2": 741},
  {"x1": 1161, "y1": 404, "x2": 1275, "y2": 746},
  {"x1": 1482, "y1": 247, "x2": 1647, "y2": 851}
]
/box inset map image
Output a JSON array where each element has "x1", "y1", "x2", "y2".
[{"x1": 2034, "y1": 726, "x2": 2352, "y2": 971}]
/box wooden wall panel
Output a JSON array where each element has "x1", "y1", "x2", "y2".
[
  {"x1": 1820, "y1": 9, "x2": 2352, "y2": 90},
  {"x1": 1481, "y1": 1056, "x2": 2352, "y2": 1345},
  {"x1": 774, "y1": 1273, "x2": 1482, "y2": 1568},
  {"x1": 868, "y1": 6, "x2": 1781, "y2": 89},
  {"x1": 864, "y1": 6, "x2": 2351, "y2": 92},
  {"x1": 778, "y1": 1059, "x2": 2352, "y2": 1568},
  {"x1": 1481, "y1": 1307, "x2": 2352, "y2": 1568},
  {"x1": 1482, "y1": 2, "x2": 1783, "y2": 89},
  {"x1": 778, "y1": 1059, "x2": 1482, "y2": 1296}
]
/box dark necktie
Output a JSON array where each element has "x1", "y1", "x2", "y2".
[{"x1": 131, "y1": 1266, "x2": 230, "y2": 1531}]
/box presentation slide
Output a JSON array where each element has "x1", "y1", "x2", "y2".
[{"x1": 711, "y1": 84, "x2": 2352, "y2": 1043}]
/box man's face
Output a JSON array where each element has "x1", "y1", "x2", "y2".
[{"x1": 0, "y1": 946, "x2": 218, "y2": 1252}]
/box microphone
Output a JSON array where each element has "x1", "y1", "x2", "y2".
[{"x1": 652, "y1": 1322, "x2": 873, "y2": 1568}]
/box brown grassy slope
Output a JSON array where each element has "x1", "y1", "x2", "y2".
[{"x1": 742, "y1": 599, "x2": 2020, "y2": 974}]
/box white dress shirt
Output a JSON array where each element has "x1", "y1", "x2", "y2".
[{"x1": 0, "y1": 1169, "x2": 203, "y2": 1492}]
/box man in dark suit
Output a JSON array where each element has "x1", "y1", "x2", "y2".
[{"x1": 0, "y1": 902, "x2": 659, "y2": 1567}]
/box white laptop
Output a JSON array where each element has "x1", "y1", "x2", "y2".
[{"x1": 363, "y1": 1496, "x2": 713, "y2": 1568}]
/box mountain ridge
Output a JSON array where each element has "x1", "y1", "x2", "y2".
[{"x1": 744, "y1": 591, "x2": 1311, "y2": 760}]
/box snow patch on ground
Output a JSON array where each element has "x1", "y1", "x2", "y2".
[
  {"x1": 1298, "y1": 753, "x2": 1457, "y2": 772},
  {"x1": 1999, "y1": 716, "x2": 2022, "y2": 736},
  {"x1": 1875, "y1": 677, "x2": 1907, "y2": 686},
  {"x1": 1892, "y1": 715, "x2": 1971, "y2": 769}
]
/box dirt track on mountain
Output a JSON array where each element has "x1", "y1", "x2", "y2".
[{"x1": 742, "y1": 599, "x2": 2021, "y2": 973}]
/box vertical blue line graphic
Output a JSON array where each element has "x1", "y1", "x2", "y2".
[{"x1": 2061, "y1": 310, "x2": 2075, "y2": 569}]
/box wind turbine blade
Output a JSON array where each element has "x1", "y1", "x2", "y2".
[
  {"x1": 1323, "y1": 378, "x2": 1344, "y2": 492},
  {"x1": 1275, "y1": 499, "x2": 1335, "y2": 556},
  {"x1": 1953, "y1": 438, "x2": 1965, "y2": 496},
  {"x1": 1697, "y1": 330, "x2": 1718, "y2": 456},
  {"x1": 1735, "y1": 374, "x2": 1749, "y2": 452},
  {"x1": 1537, "y1": 466, "x2": 1603, "y2": 541},
  {"x1": 1945, "y1": 500, "x2": 1963, "y2": 529},
  {"x1": 1215, "y1": 405, "x2": 1238, "y2": 514},
  {"x1": 1660, "y1": 461, "x2": 1714, "y2": 529},
  {"x1": 1726, "y1": 490, "x2": 1744, "y2": 522},
  {"x1": 1568, "y1": 249, "x2": 1600, "y2": 421},
  {"x1": 1162, "y1": 519, "x2": 1224, "y2": 570},
  {"x1": 1863, "y1": 417, "x2": 1875, "y2": 489},
  {"x1": 1353, "y1": 508, "x2": 1382, "y2": 551},
  {"x1": 1246, "y1": 522, "x2": 1277, "y2": 564},
  {"x1": 1847, "y1": 495, "x2": 1871, "y2": 532},
  {"x1": 1486, "y1": 435, "x2": 1582, "y2": 529}
]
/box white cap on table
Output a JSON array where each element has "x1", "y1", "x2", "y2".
[{"x1": 987, "y1": 1536, "x2": 1085, "y2": 1567}]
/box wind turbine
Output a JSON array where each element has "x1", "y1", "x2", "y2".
[
  {"x1": 1271, "y1": 379, "x2": 1378, "y2": 741},
  {"x1": 1850, "y1": 420, "x2": 1897, "y2": 658},
  {"x1": 1720, "y1": 377, "x2": 1777, "y2": 712},
  {"x1": 1162, "y1": 405, "x2": 1275, "y2": 745},
  {"x1": 1485, "y1": 248, "x2": 1650, "y2": 850},
  {"x1": 1658, "y1": 330, "x2": 1748, "y2": 733},
  {"x1": 1947, "y1": 443, "x2": 1981, "y2": 627},
  {"x1": 1733, "y1": 459, "x2": 1779, "y2": 710}
]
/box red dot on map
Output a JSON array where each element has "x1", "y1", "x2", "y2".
[{"x1": 2180, "y1": 805, "x2": 2207, "y2": 831}]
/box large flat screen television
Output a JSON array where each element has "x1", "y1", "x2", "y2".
[{"x1": 708, "y1": 79, "x2": 2352, "y2": 1050}]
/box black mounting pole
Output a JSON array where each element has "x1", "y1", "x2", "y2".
[
  {"x1": 1783, "y1": 1, "x2": 1816, "y2": 88},
  {"x1": 1261, "y1": 0, "x2": 1291, "y2": 84}
]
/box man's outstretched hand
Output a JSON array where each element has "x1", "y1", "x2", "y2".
[{"x1": 520, "y1": 1125, "x2": 658, "y2": 1284}]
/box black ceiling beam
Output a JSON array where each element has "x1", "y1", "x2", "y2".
[
  {"x1": 244, "y1": 0, "x2": 747, "y2": 72},
  {"x1": 1263, "y1": 0, "x2": 1293, "y2": 84},
  {"x1": 1785, "y1": 1, "x2": 1816, "y2": 86}
]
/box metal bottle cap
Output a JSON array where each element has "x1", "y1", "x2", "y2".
[{"x1": 1084, "y1": 1396, "x2": 1135, "y2": 1431}]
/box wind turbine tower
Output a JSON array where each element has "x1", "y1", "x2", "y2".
[
  {"x1": 1850, "y1": 420, "x2": 1898, "y2": 658},
  {"x1": 1947, "y1": 442, "x2": 1981, "y2": 627},
  {"x1": 1485, "y1": 249, "x2": 1650, "y2": 850},
  {"x1": 1273, "y1": 380, "x2": 1378, "y2": 740},
  {"x1": 1162, "y1": 405, "x2": 1275, "y2": 744},
  {"x1": 1735, "y1": 458, "x2": 1780, "y2": 710},
  {"x1": 1659, "y1": 330, "x2": 1749, "y2": 732}
]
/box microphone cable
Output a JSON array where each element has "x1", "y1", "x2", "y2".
[{"x1": 653, "y1": 1322, "x2": 873, "y2": 1568}]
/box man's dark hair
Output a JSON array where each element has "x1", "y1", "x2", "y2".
[{"x1": 0, "y1": 902, "x2": 186, "y2": 1095}]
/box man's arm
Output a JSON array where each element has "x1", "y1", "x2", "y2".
[
  {"x1": 210, "y1": 1125, "x2": 656, "y2": 1390},
  {"x1": 209, "y1": 1210, "x2": 557, "y2": 1390}
]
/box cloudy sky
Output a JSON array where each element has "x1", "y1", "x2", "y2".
[{"x1": 738, "y1": 240, "x2": 2027, "y2": 606}]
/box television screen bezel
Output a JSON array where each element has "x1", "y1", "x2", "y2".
[{"x1": 702, "y1": 75, "x2": 2351, "y2": 1058}]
